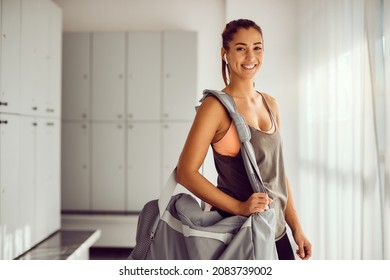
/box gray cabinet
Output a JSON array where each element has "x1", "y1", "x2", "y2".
[
  {"x1": 162, "y1": 31, "x2": 197, "y2": 121},
  {"x1": 91, "y1": 122, "x2": 125, "y2": 211},
  {"x1": 61, "y1": 31, "x2": 197, "y2": 212},
  {"x1": 62, "y1": 33, "x2": 90, "y2": 121},
  {"x1": 92, "y1": 33, "x2": 126, "y2": 121},
  {"x1": 126, "y1": 122, "x2": 161, "y2": 211},
  {"x1": 61, "y1": 122, "x2": 90, "y2": 211},
  {"x1": 127, "y1": 32, "x2": 161, "y2": 121},
  {"x1": 162, "y1": 121, "x2": 192, "y2": 183}
]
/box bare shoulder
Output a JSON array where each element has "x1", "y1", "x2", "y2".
[
  {"x1": 196, "y1": 95, "x2": 231, "y2": 142},
  {"x1": 197, "y1": 95, "x2": 232, "y2": 121}
]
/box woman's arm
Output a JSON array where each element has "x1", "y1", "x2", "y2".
[
  {"x1": 176, "y1": 96, "x2": 270, "y2": 216},
  {"x1": 284, "y1": 176, "x2": 312, "y2": 260},
  {"x1": 264, "y1": 93, "x2": 312, "y2": 259}
]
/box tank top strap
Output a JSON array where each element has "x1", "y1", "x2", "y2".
[{"x1": 258, "y1": 91, "x2": 278, "y2": 128}]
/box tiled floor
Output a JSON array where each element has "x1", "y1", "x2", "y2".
[{"x1": 89, "y1": 247, "x2": 132, "y2": 260}]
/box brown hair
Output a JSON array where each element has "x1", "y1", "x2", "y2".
[{"x1": 221, "y1": 19, "x2": 263, "y2": 86}]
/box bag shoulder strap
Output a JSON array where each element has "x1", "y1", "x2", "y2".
[{"x1": 201, "y1": 89, "x2": 267, "y2": 194}]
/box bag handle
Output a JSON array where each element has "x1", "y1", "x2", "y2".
[{"x1": 157, "y1": 90, "x2": 268, "y2": 217}]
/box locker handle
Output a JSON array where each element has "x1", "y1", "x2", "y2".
[
  {"x1": 0, "y1": 102, "x2": 8, "y2": 106},
  {"x1": 32, "y1": 106, "x2": 38, "y2": 111},
  {"x1": 0, "y1": 120, "x2": 8, "y2": 124}
]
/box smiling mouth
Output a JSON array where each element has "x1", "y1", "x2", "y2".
[{"x1": 242, "y1": 64, "x2": 256, "y2": 69}]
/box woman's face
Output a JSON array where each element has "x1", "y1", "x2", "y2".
[{"x1": 224, "y1": 27, "x2": 264, "y2": 82}]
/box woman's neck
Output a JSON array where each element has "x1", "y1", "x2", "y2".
[{"x1": 223, "y1": 79, "x2": 257, "y2": 100}]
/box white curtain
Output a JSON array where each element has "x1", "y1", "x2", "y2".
[
  {"x1": 383, "y1": 0, "x2": 390, "y2": 260},
  {"x1": 297, "y1": 0, "x2": 389, "y2": 259}
]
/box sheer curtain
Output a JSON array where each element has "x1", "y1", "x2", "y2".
[
  {"x1": 383, "y1": 0, "x2": 390, "y2": 260},
  {"x1": 297, "y1": 0, "x2": 389, "y2": 259}
]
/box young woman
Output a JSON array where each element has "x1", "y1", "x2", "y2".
[{"x1": 176, "y1": 19, "x2": 311, "y2": 260}]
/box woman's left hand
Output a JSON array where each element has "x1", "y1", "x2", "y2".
[{"x1": 292, "y1": 230, "x2": 312, "y2": 260}]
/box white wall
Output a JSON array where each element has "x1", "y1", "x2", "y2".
[{"x1": 225, "y1": 0, "x2": 299, "y2": 192}]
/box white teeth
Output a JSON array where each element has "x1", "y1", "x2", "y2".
[{"x1": 242, "y1": 64, "x2": 256, "y2": 69}]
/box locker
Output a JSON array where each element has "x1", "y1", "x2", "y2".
[
  {"x1": 126, "y1": 122, "x2": 161, "y2": 211},
  {"x1": 127, "y1": 32, "x2": 161, "y2": 121},
  {"x1": 91, "y1": 122, "x2": 125, "y2": 211},
  {"x1": 0, "y1": 0, "x2": 21, "y2": 114},
  {"x1": 62, "y1": 33, "x2": 90, "y2": 120},
  {"x1": 61, "y1": 122, "x2": 90, "y2": 211},
  {"x1": 92, "y1": 33, "x2": 126, "y2": 121},
  {"x1": 162, "y1": 31, "x2": 197, "y2": 121}
]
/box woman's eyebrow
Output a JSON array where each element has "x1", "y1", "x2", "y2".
[{"x1": 234, "y1": 42, "x2": 263, "y2": 46}]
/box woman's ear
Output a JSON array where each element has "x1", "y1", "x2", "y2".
[{"x1": 221, "y1": 48, "x2": 228, "y2": 64}]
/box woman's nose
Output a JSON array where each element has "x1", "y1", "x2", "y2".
[{"x1": 246, "y1": 51, "x2": 255, "y2": 61}]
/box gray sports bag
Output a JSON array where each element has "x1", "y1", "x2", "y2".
[{"x1": 129, "y1": 90, "x2": 278, "y2": 260}]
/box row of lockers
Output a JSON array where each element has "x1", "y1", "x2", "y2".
[
  {"x1": 0, "y1": 0, "x2": 61, "y2": 118},
  {"x1": 0, "y1": 0, "x2": 62, "y2": 260},
  {"x1": 61, "y1": 31, "x2": 197, "y2": 212},
  {"x1": 62, "y1": 31, "x2": 197, "y2": 122},
  {"x1": 61, "y1": 121, "x2": 192, "y2": 212}
]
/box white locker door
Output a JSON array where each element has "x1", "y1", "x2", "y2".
[
  {"x1": 92, "y1": 33, "x2": 126, "y2": 121},
  {"x1": 19, "y1": 116, "x2": 37, "y2": 251},
  {"x1": 0, "y1": 0, "x2": 21, "y2": 114},
  {"x1": 35, "y1": 0, "x2": 50, "y2": 117},
  {"x1": 92, "y1": 122, "x2": 125, "y2": 211},
  {"x1": 20, "y1": 0, "x2": 47, "y2": 116},
  {"x1": 35, "y1": 118, "x2": 61, "y2": 243},
  {"x1": 46, "y1": 2, "x2": 62, "y2": 118},
  {"x1": 127, "y1": 122, "x2": 161, "y2": 211},
  {"x1": 0, "y1": 114, "x2": 21, "y2": 260},
  {"x1": 162, "y1": 31, "x2": 197, "y2": 121},
  {"x1": 62, "y1": 33, "x2": 90, "y2": 121},
  {"x1": 162, "y1": 122, "x2": 192, "y2": 184},
  {"x1": 61, "y1": 121, "x2": 90, "y2": 211},
  {"x1": 127, "y1": 32, "x2": 161, "y2": 121},
  {"x1": 20, "y1": 0, "x2": 37, "y2": 115},
  {"x1": 46, "y1": 118, "x2": 61, "y2": 234}
]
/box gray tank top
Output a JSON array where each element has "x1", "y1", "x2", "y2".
[{"x1": 212, "y1": 93, "x2": 288, "y2": 240}]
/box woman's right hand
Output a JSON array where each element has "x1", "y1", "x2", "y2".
[{"x1": 238, "y1": 193, "x2": 273, "y2": 216}]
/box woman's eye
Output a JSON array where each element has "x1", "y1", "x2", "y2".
[
  {"x1": 254, "y1": 46, "x2": 263, "y2": 51},
  {"x1": 236, "y1": 47, "x2": 245, "y2": 51}
]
